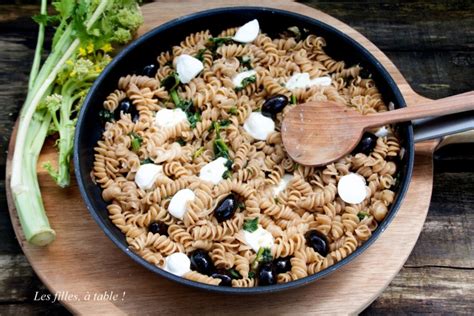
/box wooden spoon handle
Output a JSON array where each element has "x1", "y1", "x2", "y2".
[{"x1": 365, "y1": 91, "x2": 474, "y2": 128}]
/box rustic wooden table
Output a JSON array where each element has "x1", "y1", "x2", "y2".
[{"x1": 0, "y1": 1, "x2": 473, "y2": 314}]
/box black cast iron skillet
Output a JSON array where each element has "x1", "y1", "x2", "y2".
[{"x1": 73, "y1": 7, "x2": 472, "y2": 294}]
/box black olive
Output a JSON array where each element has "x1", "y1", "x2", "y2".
[
  {"x1": 273, "y1": 256, "x2": 292, "y2": 274},
  {"x1": 305, "y1": 230, "x2": 329, "y2": 257},
  {"x1": 214, "y1": 193, "x2": 238, "y2": 222},
  {"x1": 261, "y1": 95, "x2": 289, "y2": 118},
  {"x1": 258, "y1": 263, "x2": 276, "y2": 286},
  {"x1": 114, "y1": 98, "x2": 139, "y2": 122},
  {"x1": 211, "y1": 270, "x2": 232, "y2": 287},
  {"x1": 148, "y1": 221, "x2": 169, "y2": 236},
  {"x1": 353, "y1": 132, "x2": 378, "y2": 155},
  {"x1": 143, "y1": 63, "x2": 157, "y2": 77},
  {"x1": 190, "y1": 250, "x2": 215, "y2": 276}
]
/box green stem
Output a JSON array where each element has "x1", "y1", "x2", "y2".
[
  {"x1": 170, "y1": 89, "x2": 181, "y2": 106},
  {"x1": 28, "y1": 0, "x2": 47, "y2": 91}
]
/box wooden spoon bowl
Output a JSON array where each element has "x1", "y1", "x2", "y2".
[{"x1": 282, "y1": 91, "x2": 474, "y2": 166}]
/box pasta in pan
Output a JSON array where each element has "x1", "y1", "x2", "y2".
[{"x1": 93, "y1": 19, "x2": 402, "y2": 287}]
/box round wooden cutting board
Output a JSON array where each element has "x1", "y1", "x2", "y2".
[{"x1": 6, "y1": 1, "x2": 444, "y2": 314}]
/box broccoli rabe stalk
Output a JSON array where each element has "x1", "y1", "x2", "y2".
[{"x1": 10, "y1": 0, "x2": 143, "y2": 246}]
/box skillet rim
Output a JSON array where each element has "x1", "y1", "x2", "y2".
[{"x1": 73, "y1": 6, "x2": 414, "y2": 294}]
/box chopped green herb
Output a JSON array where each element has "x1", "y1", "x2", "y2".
[
  {"x1": 237, "y1": 55, "x2": 252, "y2": 69},
  {"x1": 235, "y1": 75, "x2": 256, "y2": 92},
  {"x1": 228, "y1": 268, "x2": 242, "y2": 280},
  {"x1": 357, "y1": 212, "x2": 369, "y2": 221},
  {"x1": 160, "y1": 72, "x2": 180, "y2": 92},
  {"x1": 195, "y1": 48, "x2": 207, "y2": 62},
  {"x1": 223, "y1": 170, "x2": 232, "y2": 179},
  {"x1": 229, "y1": 106, "x2": 238, "y2": 115},
  {"x1": 293, "y1": 162, "x2": 299, "y2": 170},
  {"x1": 238, "y1": 202, "x2": 245, "y2": 210},
  {"x1": 248, "y1": 271, "x2": 255, "y2": 279},
  {"x1": 99, "y1": 109, "x2": 114, "y2": 123},
  {"x1": 176, "y1": 99, "x2": 193, "y2": 113},
  {"x1": 176, "y1": 138, "x2": 186, "y2": 146},
  {"x1": 252, "y1": 247, "x2": 273, "y2": 270},
  {"x1": 193, "y1": 147, "x2": 205, "y2": 159},
  {"x1": 206, "y1": 37, "x2": 234, "y2": 52},
  {"x1": 243, "y1": 217, "x2": 258, "y2": 232},
  {"x1": 188, "y1": 111, "x2": 201, "y2": 128},
  {"x1": 291, "y1": 94, "x2": 297, "y2": 104},
  {"x1": 225, "y1": 159, "x2": 233, "y2": 169},
  {"x1": 214, "y1": 138, "x2": 230, "y2": 160},
  {"x1": 130, "y1": 132, "x2": 142, "y2": 152},
  {"x1": 141, "y1": 158, "x2": 154, "y2": 165},
  {"x1": 220, "y1": 119, "x2": 230, "y2": 127}
]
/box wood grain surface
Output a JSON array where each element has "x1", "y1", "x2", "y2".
[{"x1": 0, "y1": 0, "x2": 473, "y2": 315}]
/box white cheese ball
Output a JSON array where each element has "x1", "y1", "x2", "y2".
[
  {"x1": 168, "y1": 189, "x2": 196, "y2": 220},
  {"x1": 135, "y1": 164, "x2": 163, "y2": 190},
  {"x1": 242, "y1": 225, "x2": 274, "y2": 253},
  {"x1": 199, "y1": 157, "x2": 228, "y2": 185},
  {"x1": 337, "y1": 173, "x2": 368, "y2": 204},
  {"x1": 175, "y1": 54, "x2": 204, "y2": 84},
  {"x1": 233, "y1": 19, "x2": 260, "y2": 43},
  {"x1": 155, "y1": 108, "x2": 187, "y2": 129},
  {"x1": 163, "y1": 253, "x2": 191, "y2": 276},
  {"x1": 243, "y1": 112, "x2": 275, "y2": 141}
]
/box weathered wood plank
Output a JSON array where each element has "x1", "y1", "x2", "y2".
[
  {"x1": 363, "y1": 266, "x2": 474, "y2": 315},
  {"x1": 300, "y1": 0, "x2": 474, "y2": 51},
  {"x1": 406, "y1": 172, "x2": 474, "y2": 268},
  {"x1": 0, "y1": 303, "x2": 69, "y2": 316}
]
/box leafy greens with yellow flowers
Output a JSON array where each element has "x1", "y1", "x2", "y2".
[{"x1": 10, "y1": 0, "x2": 143, "y2": 246}]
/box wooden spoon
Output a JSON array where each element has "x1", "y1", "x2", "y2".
[{"x1": 281, "y1": 91, "x2": 474, "y2": 166}]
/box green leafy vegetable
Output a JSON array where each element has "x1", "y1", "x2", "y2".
[
  {"x1": 285, "y1": 26, "x2": 310, "y2": 41},
  {"x1": 141, "y1": 158, "x2": 154, "y2": 165},
  {"x1": 193, "y1": 147, "x2": 205, "y2": 159},
  {"x1": 10, "y1": 0, "x2": 143, "y2": 246},
  {"x1": 161, "y1": 72, "x2": 180, "y2": 92},
  {"x1": 160, "y1": 73, "x2": 201, "y2": 128},
  {"x1": 195, "y1": 48, "x2": 207, "y2": 62},
  {"x1": 206, "y1": 36, "x2": 233, "y2": 52},
  {"x1": 229, "y1": 106, "x2": 238, "y2": 115},
  {"x1": 228, "y1": 269, "x2": 242, "y2": 279},
  {"x1": 243, "y1": 217, "x2": 258, "y2": 233},
  {"x1": 251, "y1": 247, "x2": 273, "y2": 270},
  {"x1": 357, "y1": 212, "x2": 369, "y2": 221},
  {"x1": 223, "y1": 170, "x2": 232, "y2": 179},
  {"x1": 130, "y1": 133, "x2": 142, "y2": 152},
  {"x1": 237, "y1": 55, "x2": 252, "y2": 69},
  {"x1": 214, "y1": 138, "x2": 230, "y2": 160},
  {"x1": 176, "y1": 138, "x2": 186, "y2": 146},
  {"x1": 248, "y1": 271, "x2": 255, "y2": 279},
  {"x1": 291, "y1": 94, "x2": 297, "y2": 104},
  {"x1": 235, "y1": 75, "x2": 256, "y2": 92}
]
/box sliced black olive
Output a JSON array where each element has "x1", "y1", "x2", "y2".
[
  {"x1": 114, "y1": 98, "x2": 139, "y2": 122},
  {"x1": 143, "y1": 63, "x2": 157, "y2": 77},
  {"x1": 273, "y1": 256, "x2": 292, "y2": 274},
  {"x1": 211, "y1": 270, "x2": 232, "y2": 287},
  {"x1": 258, "y1": 263, "x2": 276, "y2": 286},
  {"x1": 305, "y1": 230, "x2": 329, "y2": 257},
  {"x1": 353, "y1": 132, "x2": 378, "y2": 155},
  {"x1": 261, "y1": 95, "x2": 289, "y2": 118},
  {"x1": 190, "y1": 250, "x2": 215, "y2": 276},
  {"x1": 214, "y1": 193, "x2": 238, "y2": 223},
  {"x1": 148, "y1": 221, "x2": 169, "y2": 236}
]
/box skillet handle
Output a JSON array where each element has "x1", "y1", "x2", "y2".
[{"x1": 412, "y1": 110, "x2": 474, "y2": 143}]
